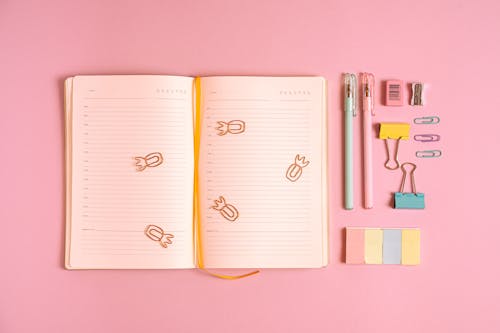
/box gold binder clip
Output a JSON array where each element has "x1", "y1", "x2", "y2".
[{"x1": 378, "y1": 123, "x2": 410, "y2": 170}]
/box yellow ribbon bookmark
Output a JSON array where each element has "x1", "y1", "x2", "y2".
[
  {"x1": 193, "y1": 78, "x2": 260, "y2": 280},
  {"x1": 200, "y1": 268, "x2": 260, "y2": 280}
]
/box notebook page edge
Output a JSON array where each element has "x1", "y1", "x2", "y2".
[{"x1": 64, "y1": 76, "x2": 74, "y2": 269}]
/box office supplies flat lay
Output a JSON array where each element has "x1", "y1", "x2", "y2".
[
  {"x1": 384, "y1": 80, "x2": 404, "y2": 106},
  {"x1": 394, "y1": 162, "x2": 425, "y2": 209},
  {"x1": 343, "y1": 73, "x2": 357, "y2": 210},
  {"x1": 6, "y1": 1, "x2": 492, "y2": 331},
  {"x1": 361, "y1": 73, "x2": 375, "y2": 209},
  {"x1": 378, "y1": 122, "x2": 410, "y2": 170},
  {"x1": 340, "y1": 73, "x2": 432, "y2": 270},
  {"x1": 64, "y1": 75, "x2": 328, "y2": 270},
  {"x1": 410, "y1": 82, "x2": 425, "y2": 106},
  {"x1": 346, "y1": 227, "x2": 420, "y2": 265}
]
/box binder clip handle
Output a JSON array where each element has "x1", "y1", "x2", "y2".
[
  {"x1": 384, "y1": 137, "x2": 402, "y2": 170},
  {"x1": 400, "y1": 162, "x2": 417, "y2": 193},
  {"x1": 379, "y1": 123, "x2": 410, "y2": 170},
  {"x1": 394, "y1": 162, "x2": 425, "y2": 209}
]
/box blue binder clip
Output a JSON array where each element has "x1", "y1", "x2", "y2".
[{"x1": 394, "y1": 162, "x2": 425, "y2": 209}]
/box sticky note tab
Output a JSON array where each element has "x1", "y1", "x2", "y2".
[
  {"x1": 346, "y1": 228, "x2": 365, "y2": 264},
  {"x1": 364, "y1": 229, "x2": 383, "y2": 264},
  {"x1": 402, "y1": 229, "x2": 421, "y2": 265},
  {"x1": 379, "y1": 123, "x2": 410, "y2": 140},
  {"x1": 383, "y1": 229, "x2": 402, "y2": 264}
]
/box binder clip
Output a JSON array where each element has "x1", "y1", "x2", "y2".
[
  {"x1": 394, "y1": 162, "x2": 425, "y2": 209},
  {"x1": 378, "y1": 123, "x2": 410, "y2": 170},
  {"x1": 410, "y1": 82, "x2": 425, "y2": 106}
]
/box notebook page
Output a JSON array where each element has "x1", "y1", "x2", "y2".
[
  {"x1": 198, "y1": 76, "x2": 328, "y2": 268},
  {"x1": 66, "y1": 75, "x2": 195, "y2": 269}
]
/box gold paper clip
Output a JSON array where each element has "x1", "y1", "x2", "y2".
[
  {"x1": 379, "y1": 123, "x2": 410, "y2": 170},
  {"x1": 134, "y1": 152, "x2": 163, "y2": 171},
  {"x1": 416, "y1": 150, "x2": 442, "y2": 158},
  {"x1": 414, "y1": 116, "x2": 440, "y2": 125},
  {"x1": 216, "y1": 120, "x2": 246, "y2": 136},
  {"x1": 286, "y1": 154, "x2": 310, "y2": 182},
  {"x1": 144, "y1": 224, "x2": 174, "y2": 248},
  {"x1": 211, "y1": 196, "x2": 239, "y2": 222}
]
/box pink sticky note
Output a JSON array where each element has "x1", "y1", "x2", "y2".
[{"x1": 346, "y1": 228, "x2": 365, "y2": 264}]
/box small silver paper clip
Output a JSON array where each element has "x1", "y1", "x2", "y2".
[
  {"x1": 414, "y1": 116, "x2": 440, "y2": 124},
  {"x1": 414, "y1": 134, "x2": 440, "y2": 142},
  {"x1": 416, "y1": 150, "x2": 442, "y2": 158}
]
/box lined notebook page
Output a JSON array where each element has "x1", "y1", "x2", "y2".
[
  {"x1": 66, "y1": 75, "x2": 195, "y2": 269},
  {"x1": 198, "y1": 76, "x2": 328, "y2": 268}
]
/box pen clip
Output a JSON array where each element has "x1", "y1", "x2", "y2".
[
  {"x1": 361, "y1": 73, "x2": 375, "y2": 116},
  {"x1": 344, "y1": 73, "x2": 357, "y2": 117}
]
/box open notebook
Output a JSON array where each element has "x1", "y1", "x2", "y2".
[{"x1": 64, "y1": 75, "x2": 328, "y2": 269}]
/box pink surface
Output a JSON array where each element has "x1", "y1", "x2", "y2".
[{"x1": 1, "y1": 0, "x2": 499, "y2": 332}]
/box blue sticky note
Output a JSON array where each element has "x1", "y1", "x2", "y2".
[
  {"x1": 394, "y1": 192, "x2": 425, "y2": 209},
  {"x1": 383, "y1": 229, "x2": 402, "y2": 264}
]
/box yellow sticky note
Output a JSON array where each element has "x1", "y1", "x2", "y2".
[
  {"x1": 379, "y1": 123, "x2": 410, "y2": 140},
  {"x1": 402, "y1": 229, "x2": 420, "y2": 265},
  {"x1": 364, "y1": 229, "x2": 383, "y2": 264}
]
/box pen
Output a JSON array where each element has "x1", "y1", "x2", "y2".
[
  {"x1": 361, "y1": 73, "x2": 375, "y2": 209},
  {"x1": 343, "y1": 73, "x2": 356, "y2": 210}
]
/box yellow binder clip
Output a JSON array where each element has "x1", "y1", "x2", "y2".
[{"x1": 378, "y1": 123, "x2": 410, "y2": 170}]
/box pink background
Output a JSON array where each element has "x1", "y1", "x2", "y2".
[{"x1": 1, "y1": 0, "x2": 499, "y2": 332}]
